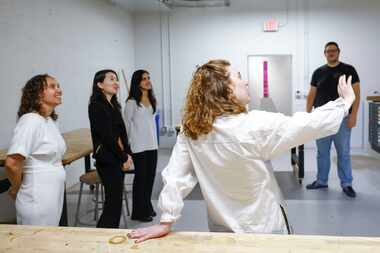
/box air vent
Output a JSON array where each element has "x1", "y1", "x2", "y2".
[{"x1": 160, "y1": 0, "x2": 231, "y2": 8}]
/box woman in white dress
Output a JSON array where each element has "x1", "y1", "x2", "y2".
[
  {"x1": 128, "y1": 59, "x2": 356, "y2": 242},
  {"x1": 5, "y1": 74, "x2": 66, "y2": 226}
]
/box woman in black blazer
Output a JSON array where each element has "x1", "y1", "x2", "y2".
[{"x1": 88, "y1": 69, "x2": 132, "y2": 228}]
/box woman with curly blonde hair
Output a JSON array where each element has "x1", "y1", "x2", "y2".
[
  {"x1": 129, "y1": 59, "x2": 355, "y2": 242},
  {"x1": 5, "y1": 74, "x2": 66, "y2": 225}
]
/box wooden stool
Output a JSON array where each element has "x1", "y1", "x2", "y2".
[
  {"x1": 74, "y1": 169, "x2": 132, "y2": 227},
  {"x1": 74, "y1": 170, "x2": 103, "y2": 226}
]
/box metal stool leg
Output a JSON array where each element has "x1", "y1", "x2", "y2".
[
  {"x1": 74, "y1": 182, "x2": 84, "y2": 227},
  {"x1": 123, "y1": 185, "x2": 130, "y2": 216},
  {"x1": 100, "y1": 184, "x2": 104, "y2": 203},
  {"x1": 94, "y1": 183, "x2": 99, "y2": 221},
  {"x1": 122, "y1": 205, "x2": 128, "y2": 228},
  {"x1": 98, "y1": 184, "x2": 105, "y2": 223}
]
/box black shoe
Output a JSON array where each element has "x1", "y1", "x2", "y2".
[
  {"x1": 342, "y1": 186, "x2": 356, "y2": 198},
  {"x1": 131, "y1": 216, "x2": 153, "y2": 222},
  {"x1": 150, "y1": 211, "x2": 157, "y2": 217},
  {"x1": 306, "y1": 181, "x2": 328, "y2": 190}
]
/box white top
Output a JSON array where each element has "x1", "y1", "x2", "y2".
[
  {"x1": 124, "y1": 99, "x2": 158, "y2": 153},
  {"x1": 7, "y1": 113, "x2": 67, "y2": 225},
  {"x1": 158, "y1": 98, "x2": 349, "y2": 233}
]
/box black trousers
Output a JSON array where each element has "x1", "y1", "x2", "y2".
[
  {"x1": 131, "y1": 149, "x2": 157, "y2": 218},
  {"x1": 96, "y1": 164, "x2": 125, "y2": 228}
]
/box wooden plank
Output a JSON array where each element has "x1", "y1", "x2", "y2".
[
  {"x1": 367, "y1": 96, "x2": 380, "y2": 102},
  {"x1": 0, "y1": 150, "x2": 6, "y2": 167},
  {"x1": 1, "y1": 225, "x2": 380, "y2": 253},
  {"x1": 0, "y1": 128, "x2": 92, "y2": 167},
  {"x1": 61, "y1": 128, "x2": 92, "y2": 165}
]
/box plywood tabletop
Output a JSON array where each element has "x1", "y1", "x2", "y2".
[{"x1": 1, "y1": 225, "x2": 380, "y2": 253}]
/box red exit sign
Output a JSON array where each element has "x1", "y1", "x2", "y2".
[{"x1": 263, "y1": 19, "x2": 279, "y2": 32}]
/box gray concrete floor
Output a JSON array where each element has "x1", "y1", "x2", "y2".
[{"x1": 67, "y1": 148, "x2": 380, "y2": 236}]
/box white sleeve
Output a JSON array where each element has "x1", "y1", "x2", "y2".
[
  {"x1": 158, "y1": 133, "x2": 198, "y2": 223},
  {"x1": 123, "y1": 100, "x2": 136, "y2": 142},
  {"x1": 255, "y1": 98, "x2": 349, "y2": 160},
  {"x1": 7, "y1": 114, "x2": 42, "y2": 158}
]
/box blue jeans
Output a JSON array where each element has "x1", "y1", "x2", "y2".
[{"x1": 316, "y1": 117, "x2": 353, "y2": 188}]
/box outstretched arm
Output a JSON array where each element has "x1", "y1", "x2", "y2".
[{"x1": 258, "y1": 75, "x2": 355, "y2": 160}]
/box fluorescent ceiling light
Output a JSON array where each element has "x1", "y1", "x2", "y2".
[{"x1": 160, "y1": 0, "x2": 231, "y2": 8}]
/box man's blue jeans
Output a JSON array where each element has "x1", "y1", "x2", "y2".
[{"x1": 316, "y1": 117, "x2": 353, "y2": 187}]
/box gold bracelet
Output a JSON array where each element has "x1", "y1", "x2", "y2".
[{"x1": 108, "y1": 235, "x2": 127, "y2": 244}]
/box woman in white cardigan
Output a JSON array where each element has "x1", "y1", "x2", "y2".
[
  {"x1": 124, "y1": 70, "x2": 158, "y2": 222},
  {"x1": 128, "y1": 59, "x2": 355, "y2": 242}
]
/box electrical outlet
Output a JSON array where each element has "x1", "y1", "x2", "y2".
[
  {"x1": 167, "y1": 127, "x2": 176, "y2": 137},
  {"x1": 160, "y1": 126, "x2": 168, "y2": 136}
]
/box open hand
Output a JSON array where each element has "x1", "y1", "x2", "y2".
[
  {"x1": 128, "y1": 223, "x2": 172, "y2": 243},
  {"x1": 122, "y1": 155, "x2": 133, "y2": 172},
  {"x1": 337, "y1": 75, "x2": 355, "y2": 107}
]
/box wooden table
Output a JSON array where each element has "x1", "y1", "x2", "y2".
[
  {"x1": 61, "y1": 128, "x2": 93, "y2": 167},
  {"x1": 367, "y1": 96, "x2": 380, "y2": 102},
  {"x1": 0, "y1": 128, "x2": 93, "y2": 226},
  {"x1": 1, "y1": 225, "x2": 380, "y2": 253}
]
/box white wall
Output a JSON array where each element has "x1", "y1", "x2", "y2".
[
  {"x1": 133, "y1": 0, "x2": 380, "y2": 149},
  {"x1": 0, "y1": 0, "x2": 134, "y2": 222}
]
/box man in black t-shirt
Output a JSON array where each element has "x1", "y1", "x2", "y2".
[{"x1": 305, "y1": 42, "x2": 360, "y2": 198}]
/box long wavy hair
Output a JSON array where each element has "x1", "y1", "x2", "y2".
[
  {"x1": 17, "y1": 74, "x2": 58, "y2": 121},
  {"x1": 89, "y1": 69, "x2": 121, "y2": 110},
  {"x1": 182, "y1": 59, "x2": 247, "y2": 140},
  {"x1": 127, "y1": 70, "x2": 157, "y2": 113}
]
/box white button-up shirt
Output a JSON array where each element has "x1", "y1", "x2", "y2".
[{"x1": 158, "y1": 98, "x2": 349, "y2": 233}]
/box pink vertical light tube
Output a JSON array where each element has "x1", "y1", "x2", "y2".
[{"x1": 263, "y1": 61, "x2": 269, "y2": 98}]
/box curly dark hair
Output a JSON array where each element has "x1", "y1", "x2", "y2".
[{"x1": 17, "y1": 74, "x2": 58, "y2": 121}]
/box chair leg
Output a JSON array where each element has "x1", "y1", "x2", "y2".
[
  {"x1": 94, "y1": 183, "x2": 99, "y2": 221},
  {"x1": 100, "y1": 184, "x2": 104, "y2": 203},
  {"x1": 99, "y1": 184, "x2": 104, "y2": 219},
  {"x1": 123, "y1": 186, "x2": 130, "y2": 216},
  {"x1": 74, "y1": 182, "x2": 84, "y2": 227},
  {"x1": 122, "y1": 206, "x2": 128, "y2": 228}
]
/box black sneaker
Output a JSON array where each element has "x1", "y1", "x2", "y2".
[
  {"x1": 342, "y1": 186, "x2": 356, "y2": 198},
  {"x1": 306, "y1": 181, "x2": 328, "y2": 190}
]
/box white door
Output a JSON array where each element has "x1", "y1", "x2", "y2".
[{"x1": 247, "y1": 55, "x2": 292, "y2": 116}]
